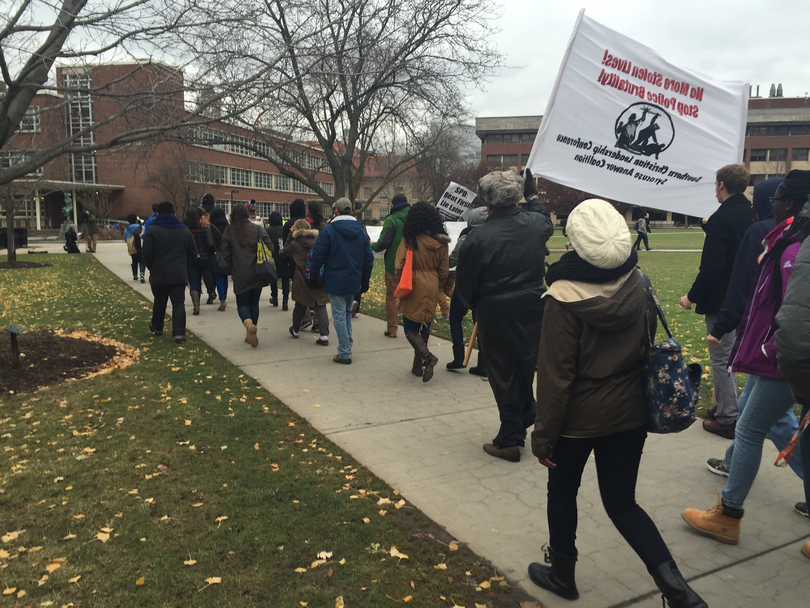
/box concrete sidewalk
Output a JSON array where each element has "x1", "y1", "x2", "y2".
[{"x1": 88, "y1": 242, "x2": 809, "y2": 608}]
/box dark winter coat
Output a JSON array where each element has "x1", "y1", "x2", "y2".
[
  {"x1": 687, "y1": 193, "x2": 753, "y2": 315},
  {"x1": 710, "y1": 178, "x2": 779, "y2": 339},
  {"x1": 531, "y1": 270, "x2": 656, "y2": 460},
  {"x1": 775, "y1": 236, "x2": 810, "y2": 401},
  {"x1": 455, "y1": 200, "x2": 554, "y2": 406},
  {"x1": 372, "y1": 201, "x2": 410, "y2": 273},
  {"x1": 220, "y1": 223, "x2": 274, "y2": 295},
  {"x1": 394, "y1": 233, "x2": 450, "y2": 324},
  {"x1": 285, "y1": 227, "x2": 330, "y2": 307},
  {"x1": 307, "y1": 216, "x2": 374, "y2": 296},
  {"x1": 142, "y1": 215, "x2": 197, "y2": 285},
  {"x1": 266, "y1": 222, "x2": 294, "y2": 279}
]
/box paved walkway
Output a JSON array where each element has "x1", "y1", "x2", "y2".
[{"x1": 59, "y1": 242, "x2": 810, "y2": 607}]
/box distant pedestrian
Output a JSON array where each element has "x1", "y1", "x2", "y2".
[
  {"x1": 633, "y1": 212, "x2": 652, "y2": 250},
  {"x1": 285, "y1": 219, "x2": 330, "y2": 344},
  {"x1": 220, "y1": 204, "x2": 274, "y2": 348},
  {"x1": 63, "y1": 226, "x2": 80, "y2": 254},
  {"x1": 247, "y1": 199, "x2": 264, "y2": 227},
  {"x1": 371, "y1": 193, "x2": 410, "y2": 338},
  {"x1": 142, "y1": 201, "x2": 197, "y2": 344},
  {"x1": 184, "y1": 208, "x2": 214, "y2": 316},
  {"x1": 306, "y1": 200, "x2": 327, "y2": 231},
  {"x1": 679, "y1": 164, "x2": 753, "y2": 439},
  {"x1": 265, "y1": 211, "x2": 292, "y2": 310},
  {"x1": 198, "y1": 207, "x2": 218, "y2": 305},
  {"x1": 81, "y1": 210, "x2": 99, "y2": 252},
  {"x1": 395, "y1": 202, "x2": 450, "y2": 382},
  {"x1": 307, "y1": 197, "x2": 374, "y2": 364},
  {"x1": 208, "y1": 207, "x2": 230, "y2": 311},
  {"x1": 124, "y1": 214, "x2": 145, "y2": 282}
]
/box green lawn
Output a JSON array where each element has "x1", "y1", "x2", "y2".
[
  {"x1": 547, "y1": 228, "x2": 705, "y2": 250},
  {"x1": 0, "y1": 254, "x2": 532, "y2": 607}
]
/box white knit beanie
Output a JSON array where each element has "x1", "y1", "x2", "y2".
[{"x1": 566, "y1": 199, "x2": 632, "y2": 269}]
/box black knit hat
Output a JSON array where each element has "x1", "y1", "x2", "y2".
[
  {"x1": 392, "y1": 193, "x2": 408, "y2": 205},
  {"x1": 201, "y1": 193, "x2": 215, "y2": 213},
  {"x1": 290, "y1": 198, "x2": 306, "y2": 218}
]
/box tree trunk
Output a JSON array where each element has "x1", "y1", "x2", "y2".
[{"x1": 6, "y1": 222, "x2": 16, "y2": 263}]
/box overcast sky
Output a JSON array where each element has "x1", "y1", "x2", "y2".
[{"x1": 468, "y1": 0, "x2": 810, "y2": 119}]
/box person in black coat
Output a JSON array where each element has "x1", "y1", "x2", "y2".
[
  {"x1": 142, "y1": 201, "x2": 197, "y2": 344},
  {"x1": 208, "y1": 206, "x2": 231, "y2": 311},
  {"x1": 455, "y1": 169, "x2": 554, "y2": 462},
  {"x1": 679, "y1": 164, "x2": 753, "y2": 438},
  {"x1": 266, "y1": 211, "x2": 293, "y2": 310}
]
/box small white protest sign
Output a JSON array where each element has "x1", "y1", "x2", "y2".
[{"x1": 437, "y1": 182, "x2": 477, "y2": 220}]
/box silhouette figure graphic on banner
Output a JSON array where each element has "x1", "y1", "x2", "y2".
[{"x1": 614, "y1": 103, "x2": 674, "y2": 159}]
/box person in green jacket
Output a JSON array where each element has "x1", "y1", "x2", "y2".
[
  {"x1": 81, "y1": 210, "x2": 99, "y2": 252},
  {"x1": 371, "y1": 193, "x2": 410, "y2": 337}
]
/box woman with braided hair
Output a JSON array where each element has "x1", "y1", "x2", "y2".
[
  {"x1": 683, "y1": 169, "x2": 810, "y2": 546},
  {"x1": 395, "y1": 202, "x2": 450, "y2": 382}
]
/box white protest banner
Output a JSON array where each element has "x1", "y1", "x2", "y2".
[
  {"x1": 527, "y1": 11, "x2": 748, "y2": 218},
  {"x1": 437, "y1": 182, "x2": 477, "y2": 220}
]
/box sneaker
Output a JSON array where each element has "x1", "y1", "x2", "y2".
[
  {"x1": 148, "y1": 321, "x2": 163, "y2": 336},
  {"x1": 707, "y1": 458, "x2": 730, "y2": 477},
  {"x1": 140, "y1": 275, "x2": 145, "y2": 283},
  {"x1": 438, "y1": 313, "x2": 450, "y2": 320},
  {"x1": 289, "y1": 326, "x2": 299, "y2": 339},
  {"x1": 174, "y1": 335, "x2": 186, "y2": 344},
  {"x1": 796, "y1": 502, "x2": 808, "y2": 518},
  {"x1": 206, "y1": 293, "x2": 216, "y2": 305},
  {"x1": 315, "y1": 337, "x2": 329, "y2": 346},
  {"x1": 351, "y1": 300, "x2": 359, "y2": 317},
  {"x1": 133, "y1": 276, "x2": 139, "y2": 281}
]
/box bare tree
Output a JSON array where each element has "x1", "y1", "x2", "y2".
[
  {"x1": 145, "y1": 149, "x2": 206, "y2": 219},
  {"x1": 194, "y1": 0, "x2": 502, "y2": 208},
  {"x1": 1, "y1": 177, "x2": 42, "y2": 262}
]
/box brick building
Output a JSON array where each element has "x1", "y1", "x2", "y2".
[{"x1": 2, "y1": 62, "x2": 335, "y2": 230}]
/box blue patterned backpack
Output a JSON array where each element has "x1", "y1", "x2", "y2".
[{"x1": 639, "y1": 271, "x2": 700, "y2": 434}]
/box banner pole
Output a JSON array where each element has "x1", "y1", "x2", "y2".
[{"x1": 463, "y1": 322, "x2": 478, "y2": 367}]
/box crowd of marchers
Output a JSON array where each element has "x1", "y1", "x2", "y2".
[{"x1": 114, "y1": 165, "x2": 810, "y2": 608}]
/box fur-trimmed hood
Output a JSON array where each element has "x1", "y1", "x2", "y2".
[{"x1": 291, "y1": 227, "x2": 320, "y2": 249}]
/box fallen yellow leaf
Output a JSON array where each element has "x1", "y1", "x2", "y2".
[
  {"x1": 403, "y1": 596, "x2": 412, "y2": 602},
  {"x1": 205, "y1": 577, "x2": 221, "y2": 585},
  {"x1": 215, "y1": 516, "x2": 228, "y2": 523},
  {"x1": 434, "y1": 563, "x2": 448, "y2": 570},
  {"x1": 37, "y1": 575, "x2": 48, "y2": 586},
  {"x1": 448, "y1": 542, "x2": 459, "y2": 551},
  {"x1": 335, "y1": 597, "x2": 344, "y2": 608},
  {"x1": 192, "y1": 503, "x2": 204, "y2": 508},
  {"x1": 479, "y1": 580, "x2": 491, "y2": 589},
  {"x1": 185, "y1": 420, "x2": 192, "y2": 426},
  {"x1": 62, "y1": 533, "x2": 76, "y2": 540},
  {"x1": 220, "y1": 446, "x2": 227, "y2": 450},
  {"x1": 389, "y1": 547, "x2": 408, "y2": 560},
  {"x1": 72, "y1": 514, "x2": 85, "y2": 520},
  {"x1": 294, "y1": 567, "x2": 307, "y2": 573},
  {"x1": 45, "y1": 562, "x2": 61, "y2": 574},
  {"x1": 68, "y1": 575, "x2": 81, "y2": 584},
  {"x1": 16, "y1": 589, "x2": 26, "y2": 598},
  {"x1": 254, "y1": 443, "x2": 259, "y2": 450},
  {"x1": 2, "y1": 588, "x2": 15, "y2": 595},
  {"x1": 136, "y1": 576, "x2": 145, "y2": 586},
  {"x1": 95, "y1": 532, "x2": 110, "y2": 543},
  {"x1": 184, "y1": 560, "x2": 197, "y2": 566}
]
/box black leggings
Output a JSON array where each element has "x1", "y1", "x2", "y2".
[{"x1": 546, "y1": 425, "x2": 672, "y2": 572}]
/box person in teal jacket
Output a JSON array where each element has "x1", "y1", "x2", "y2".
[{"x1": 371, "y1": 193, "x2": 410, "y2": 337}]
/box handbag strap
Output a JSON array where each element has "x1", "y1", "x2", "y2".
[{"x1": 638, "y1": 270, "x2": 673, "y2": 346}]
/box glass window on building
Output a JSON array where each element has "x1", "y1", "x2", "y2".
[
  {"x1": 364, "y1": 186, "x2": 372, "y2": 199},
  {"x1": 275, "y1": 174, "x2": 291, "y2": 191},
  {"x1": 230, "y1": 167, "x2": 251, "y2": 187},
  {"x1": 363, "y1": 209, "x2": 372, "y2": 220},
  {"x1": 766, "y1": 126, "x2": 789, "y2": 137},
  {"x1": 521, "y1": 154, "x2": 531, "y2": 167},
  {"x1": 791, "y1": 126, "x2": 810, "y2": 136},
  {"x1": 746, "y1": 126, "x2": 767, "y2": 137},
  {"x1": 486, "y1": 154, "x2": 502, "y2": 164},
  {"x1": 502, "y1": 154, "x2": 518, "y2": 166},
  {"x1": 18, "y1": 107, "x2": 40, "y2": 133},
  {"x1": 521, "y1": 132, "x2": 536, "y2": 143},
  {"x1": 379, "y1": 208, "x2": 388, "y2": 219},
  {"x1": 791, "y1": 148, "x2": 809, "y2": 161},
  {"x1": 486, "y1": 134, "x2": 503, "y2": 144},
  {"x1": 769, "y1": 148, "x2": 787, "y2": 162},
  {"x1": 254, "y1": 172, "x2": 273, "y2": 189},
  {"x1": 749, "y1": 149, "x2": 767, "y2": 162}
]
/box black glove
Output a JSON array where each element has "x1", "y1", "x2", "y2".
[
  {"x1": 361, "y1": 280, "x2": 370, "y2": 294},
  {"x1": 523, "y1": 168, "x2": 538, "y2": 198}
]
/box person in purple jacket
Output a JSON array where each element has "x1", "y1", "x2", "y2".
[{"x1": 682, "y1": 170, "x2": 810, "y2": 545}]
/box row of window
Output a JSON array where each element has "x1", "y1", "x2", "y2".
[
  {"x1": 486, "y1": 153, "x2": 531, "y2": 167},
  {"x1": 189, "y1": 162, "x2": 334, "y2": 195},
  {"x1": 746, "y1": 125, "x2": 810, "y2": 137},
  {"x1": 0, "y1": 151, "x2": 42, "y2": 175},
  {"x1": 191, "y1": 126, "x2": 332, "y2": 174},
  {"x1": 484, "y1": 133, "x2": 536, "y2": 144},
  {"x1": 747, "y1": 148, "x2": 809, "y2": 162}
]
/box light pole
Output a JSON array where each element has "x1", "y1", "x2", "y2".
[{"x1": 229, "y1": 189, "x2": 239, "y2": 214}]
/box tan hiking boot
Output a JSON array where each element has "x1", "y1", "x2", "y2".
[
  {"x1": 243, "y1": 319, "x2": 258, "y2": 348},
  {"x1": 218, "y1": 299, "x2": 227, "y2": 311},
  {"x1": 682, "y1": 498, "x2": 743, "y2": 544}
]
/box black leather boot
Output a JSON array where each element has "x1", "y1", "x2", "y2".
[
  {"x1": 650, "y1": 561, "x2": 707, "y2": 608},
  {"x1": 468, "y1": 350, "x2": 487, "y2": 377},
  {"x1": 406, "y1": 331, "x2": 438, "y2": 382},
  {"x1": 446, "y1": 344, "x2": 466, "y2": 369},
  {"x1": 282, "y1": 296, "x2": 289, "y2": 311},
  {"x1": 528, "y1": 547, "x2": 579, "y2": 601}
]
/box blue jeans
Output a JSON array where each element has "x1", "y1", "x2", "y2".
[
  {"x1": 130, "y1": 253, "x2": 145, "y2": 277},
  {"x1": 723, "y1": 374, "x2": 803, "y2": 480},
  {"x1": 187, "y1": 258, "x2": 206, "y2": 292},
  {"x1": 214, "y1": 271, "x2": 229, "y2": 301},
  {"x1": 722, "y1": 375, "x2": 798, "y2": 509},
  {"x1": 235, "y1": 288, "x2": 262, "y2": 324},
  {"x1": 402, "y1": 316, "x2": 430, "y2": 336},
  {"x1": 331, "y1": 294, "x2": 355, "y2": 360}
]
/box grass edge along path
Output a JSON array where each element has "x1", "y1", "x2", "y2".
[{"x1": 0, "y1": 253, "x2": 538, "y2": 608}]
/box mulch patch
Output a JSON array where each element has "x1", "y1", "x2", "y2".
[
  {"x1": 0, "y1": 331, "x2": 117, "y2": 394},
  {"x1": 0, "y1": 260, "x2": 53, "y2": 269}
]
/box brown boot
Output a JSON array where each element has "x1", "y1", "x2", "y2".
[
  {"x1": 803, "y1": 540, "x2": 810, "y2": 559},
  {"x1": 190, "y1": 290, "x2": 201, "y2": 315},
  {"x1": 411, "y1": 351, "x2": 423, "y2": 377},
  {"x1": 243, "y1": 319, "x2": 258, "y2": 348},
  {"x1": 406, "y1": 331, "x2": 438, "y2": 382},
  {"x1": 218, "y1": 299, "x2": 227, "y2": 311},
  {"x1": 681, "y1": 497, "x2": 743, "y2": 544}
]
